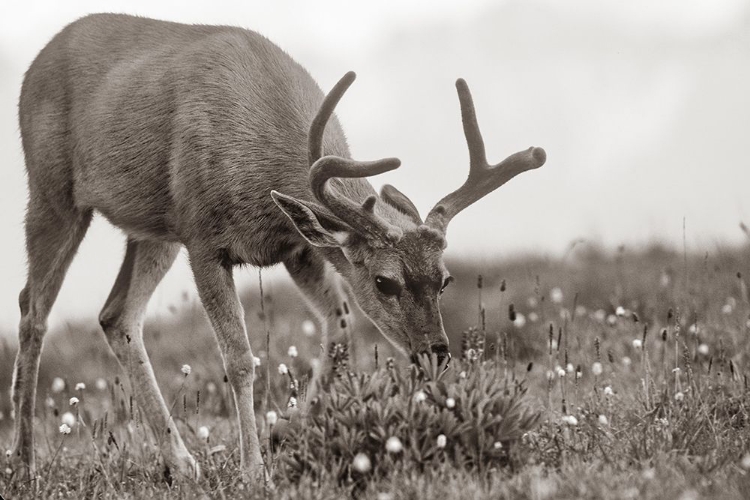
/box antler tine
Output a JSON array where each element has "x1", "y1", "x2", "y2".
[
  {"x1": 307, "y1": 72, "x2": 404, "y2": 243},
  {"x1": 425, "y1": 79, "x2": 547, "y2": 234},
  {"x1": 310, "y1": 156, "x2": 403, "y2": 242}
]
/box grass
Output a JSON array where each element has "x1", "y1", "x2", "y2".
[{"x1": 2, "y1": 242, "x2": 750, "y2": 498}]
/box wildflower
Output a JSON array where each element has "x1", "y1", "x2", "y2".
[
  {"x1": 206, "y1": 382, "x2": 217, "y2": 394},
  {"x1": 622, "y1": 356, "x2": 632, "y2": 367},
  {"x1": 566, "y1": 363, "x2": 574, "y2": 374},
  {"x1": 513, "y1": 313, "x2": 526, "y2": 328},
  {"x1": 445, "y1": 397, "x2": 456, "y2": 409},
  {"x1": 616, "y1": 306, "x2": 626, "y2": 317},
  {"x1": 59, "y1": 423, "x2": 71, "y2": 435},
  {"x1": 75, "y1": 382, "x2": 86, "y2": 391},
  {"x1": 722, "y1": 303, "x2": 733, "y2": 315},
  {"x1": 642, "y1": 468, "x2": 655, "y2": 480},
  {"x1": 675, "y1": 391, "x2": 684, "y2": 402},
  {"x1": 51, "y1": 377, "x2": 65, "y2": 394},
  {"x1": 493, "y1": 441, "x2": 503, "y2": 449},
  {"x1": 266, "y1": 411, "x2": 278, "y2": 426},
  {"x1": 546, "y1": 370, "x2": 555, "y2": 381},
  {"x1": 575, "y1": 305, "x2": 587, "y2": 317},
  {"x1": 95, "y1": 378, "x2": 107, "y2": 391},
  {"x1": 598, "y1": 414, "x2": 609, "y2": 426},
  {"x1": 594, "y1": 309, "x2": 607, "y2": 322},
  {"x1": 5, "y1": 450, "x2": 10, "y2": 458},
  {"x1": 253, "y1": 356, "x2": 261, "y2": 367},
  {"x1": 561, "y1": 415, "x2": 578, "y2": 426},
  {"x1": 604, "y1": 386, "x2": 613, "y2": 396},
  {"x1": 459, "y1": 371, "x2": 467, "y2": 379},
  {"x1": 61, "y1": 411, "x2": 75, "y2": 427},
  {"x1": 198, "y1": 426, "x2": 210, "y2": 440},
  {"x1": 301, "y1": 319, "x2": 316, "y2": 337},
  {"x1": 288, "y1": 345, "x2": 298, "y2": 358},
  {"x1": 45, "y1": 396, "x2": 55, "y2": 408},
  {"x1": 436, "y1": 434, "x2": 447, "y2": 448},
  {"x1": 181, "y1": 364, "x2": 191, "y2": 376},
  {"x1": 697, "y1": 344, "x2": 709, "y2": 355},
  {"x1": 632, "y1": 339, "x2": 643, "y2": 349},
  {"x1": 414, "y1": 391, "x2": 427, "y2": 403},
  {"x1": 688, "y1": 324, "x2": 698, "y2": 335},
  {"x1": 741, "y1": 454, "x2": 750, "y2": 470},
  {"x1": 607, "y1": 314, "x2": 617, "y2": 326},
  {"x1": 528, "y1": 312, "x2": 539, "y2": 323},
  {"x1": 557, "y1": 368, "x2": 566, "y2": 378},
  {"x1": 550, "y1": 287, "x2": 563, "y2": 304},
  {"x1": 385, "y1": 436, "x2": 403, "y2": 454},
  {"x1": 288, "y1": 397, "x2": 297, "y2": 408},
  {"x1": 352, "y1": 453, "x2": 371, "y2": 473},
  {"x1": 592, "y1": 362, "x2": 603, "y2": 376},
  {"x1": 278, "y1": 363, "x2": 288, "y2": 375},
  {"x1": 69, "y1": 397, "x2": 79, "y2": 406}
]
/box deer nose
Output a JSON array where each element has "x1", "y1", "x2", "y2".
[{"x1": 431, "y1": 344, "x2": 451, "y2": 366}]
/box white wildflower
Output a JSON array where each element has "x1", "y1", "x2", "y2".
[
  {"x1": 741, "y1": 453, "x2": 750, "y2": 470},
  {"x1": 385, "y1": 436, "x2": 403, "y2": 454},
  {"x1": 607, "y1": 314, "x2": 617, "y2": 326},
  {"x1": 642, "y1": 468, "x2": 655, "y2": 480},
  {"x1": 352, "y1": 453, "x2": 371, "y2": 473},
  {"x1": 688, "y1": 324, "x2": 698, "y2": 334},
  {"x1": 598, "y1": 414, "x2": 609, "y2": 426},
  {"x1": 266, "y1": 411, "x2": 278, "y2": 426},
  {"x1": 493, "y1": 441, "x2": 503, "y2": 449},
  {"x1": 198, "y1": 426, "x2": 210, "y2": 440},
  {"x1": 436, "y1": 434, "x2": 447, "y2": 448},
  {"x1": 278, "y1": 363, "x2": 288, "y2": 375},
  {"x1": 181, "y1": 364, "x2": 191, "y2": 376},
  {"x1": 75, "y1": 382, "x2": 86, "y2": 391},
  {"x1": 604, "y1": 386, "x2": 613, "y2": 396},
  {"x1": 722, "y1": 303, "x2": 733, "y2": 315},
  {"x1": 61, "y1": 411, "x2": 75, "y2": 427},
  {"x1": 616, "y1": 306, "x2": 626, "y2": 317},
  {"x1": 51, "y1": 377, "x2": 65, "y2": 394},
  {"x1": 592, "y1": 362, "x2": 603, "y2": 376},
  {"x1": 594, "y1": 309, "x2": 607, "y2": 322},
  {"x1": 562, "y1": 415, "x2": 578, "y2": 426},
  {"x1": 69, "y1": 397, "x2": 79, "y2": 406},
  {"x1": 622, "y1": 356, "x2": 632, "y2": 367},
  {"x1": 206, "y1": 382, "x2": 217, "y2": 394},
  {"x1": 675, "y1": 391, "x2": 684, "y2": 402},
  {"x1": 459, "y1": 371, "x2": 467, "y2": 379},
  {"x1": 575, "y1": 305, "x2": 587, "y2": 317},
  {"x1": 59, "y1": 423, "x2": 71, "y2": 435},
  {"x1": 546, "y1": 370, "x2": 555, "y2": 381},
  {"x1": 413, "y1": 390, "x2": 427, "y2": 403},
  {"x1": 445, "y1": 397, "x2": 456, "y2": 409},
  {"x1": 288, "y1": 397, "x2": 297, "y2": 408},
  {"x1": 513, "y1": 313, "x2": 526, "y2": 328},
  {"x1": 632, "y1": 339, "x2": 643, "y2": 349},
  {"x1": 45, "y1": 396, "x2": 55, "y2": 408},
  {"x1": 95, "y1": 378, "x2": 107, "y2": 391},
  {"x1": 288, "y1": 346, "x2": 298, "y2": 358},
  {"x1": 566, "y1": 363, "x2": 575, "y2": 374},
  {"x1": 550, "y1": 287, "x2": 564, "y2": 304},
  {"x1": 697, "y1": 344, "x2": 709, "y2": 355},
  {"x1": 253, "y1": 356, "x2": 261, "y2": 367},
  {"x1": 528, "y1": 312, "x2": 539, "y2": 323},
  {"x1": 301, "y1": 319, "x2": 317, "y2": 337},
  {"x1": 557, "y1": 368, "x2": 566, "y2": 378}
]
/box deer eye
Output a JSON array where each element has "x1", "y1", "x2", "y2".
[
  {"x1": 440, "y1": 276, "x2": 454, "y2": 294},
  {"x1": 375, "y1": 276, "x2": 402, "y2": 297}
]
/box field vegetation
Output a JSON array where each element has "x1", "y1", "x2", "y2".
[{"x1": 2, "y1": 242, "x2": 750, "y2": 498}]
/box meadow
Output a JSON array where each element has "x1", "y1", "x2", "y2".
[{"x1": 2, "y1": 242, "x2": 750, "y2": 499}]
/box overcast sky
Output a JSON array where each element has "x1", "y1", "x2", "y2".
[{"x1": 1, "y1": 0, "x2": 748, "y2": 328}]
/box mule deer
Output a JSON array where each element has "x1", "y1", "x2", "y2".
[{"x1": 10, "y1": 13, "x2": 546, "y2": 482}]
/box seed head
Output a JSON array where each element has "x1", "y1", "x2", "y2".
[
  {"x1": 61, "y1": 411, "x2": 75, "y2": 427},
  {"x1": 301, "y1": 320, "x2": 316, "y2": 336},
  {"x1": 278, "y1": 363, "x2": 289, "y2": 375},
  {"x1": 413, "y1": 390, "x2": 427, "y2": 403},
  {"x1": 352, "y1": 453, "x2": 371, "y2": 473},
  {"x1": 198, "y1": 426, "x2": 210, "y2": 440},
  {"x1": 253, "y1": 356, "x2": 261, "y2": 367},
  {"x1": 598, "y1": 414, "x2": 609, "y2": 426},
  {"x1": 445, "y1": 397, "x2": 456, "y2": 409},
  {"x1": 632, "y1": 339, "x2": 643, "y2": 349},
  {"x1": 75, "y1": 382, "x2": 86, "y2": 391},
  {"x1": 181, "y1": 364, "x2": 192, "y2": 376},
  {"x1": 436, "y1": 434, "x2": 447, "y2": 448},
  {"x1": 51, "y1": 377, "x2": 65, "y2": 394},
  {"x1": 59, "y1": 423, "x2": 71, "y2": 435},
  {"x1": 592, "y1": 362, "x2": 603, "y2": 376},
  {"x1": 288, "y1": 346, "x2": 298, "y2": 358},
  {"x1": 69, "y1": 397, "x2": 79, "y2": 406},
  {"x1": 266, "y1": 411, "x2": 278, "y2": 426}
]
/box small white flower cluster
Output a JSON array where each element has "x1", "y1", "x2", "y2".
[
  {"x1": 278, "y1": 363, "x2": 289, "y2": 375},
  {"x1": 181, "y1": 364, "x2": 191, "y2": 376},
  {"x1": 413, "y1": 391, "x2": 427, "y2": 403},
  {"x1": 561, "y1": 415, "x2": 578, "y2": 426},
  {"x1": 288, "y1": 345, "x2": 298, "y2": 358},
  {"x1": 385, "y1": 436, "x2": 403, "y2": 454},
  {"x1": 198, "y1": 426, "x2": 210, "y2": 440}
]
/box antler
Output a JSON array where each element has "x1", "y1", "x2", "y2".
[
  {"x1": 425, "y1": 79, "x2": 546, "y2": 234},
  {"x1": 308, "y1": 72, "x2": 403, "y2": 243}
]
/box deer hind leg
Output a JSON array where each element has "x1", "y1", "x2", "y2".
[
  {"x1": 284, "y1": 247, "x2": 354, "y2": 404},
  {"x1": 10, "y1": 203, "x2": 92, "y2": 478},
  {"x1": 98, "y1": 239, "x2": 198, "y2": 481},
  {"x1": 188, "y1": 248, "x2": 264, "y2": 480}
]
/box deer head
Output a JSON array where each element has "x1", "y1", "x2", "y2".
[{"x1": 272, "y1": 72, "x2": 546, "y2": 364}]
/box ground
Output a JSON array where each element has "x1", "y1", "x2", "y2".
[{"x1": 1, "y1": 243, "x2": 750, "y2": 499}]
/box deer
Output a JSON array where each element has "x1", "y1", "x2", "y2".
[{"x1": 9, "y1": 13, "x2": 546, "y2": 483}]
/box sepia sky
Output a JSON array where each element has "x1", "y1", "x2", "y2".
[{"x1": 0, "y1": 0, "x2": 748, "y2": 328}]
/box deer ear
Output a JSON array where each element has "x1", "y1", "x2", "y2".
[{"x1": 271, "y1": 191, "x2": 353, "y2": 248}]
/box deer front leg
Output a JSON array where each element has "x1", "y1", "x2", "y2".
[
  {"x1": 284, "y1": 247, "x2": 353, "y2": 403},
  {"x1": 188, "y1": 249, "x2": 264, "y2": 480}
]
